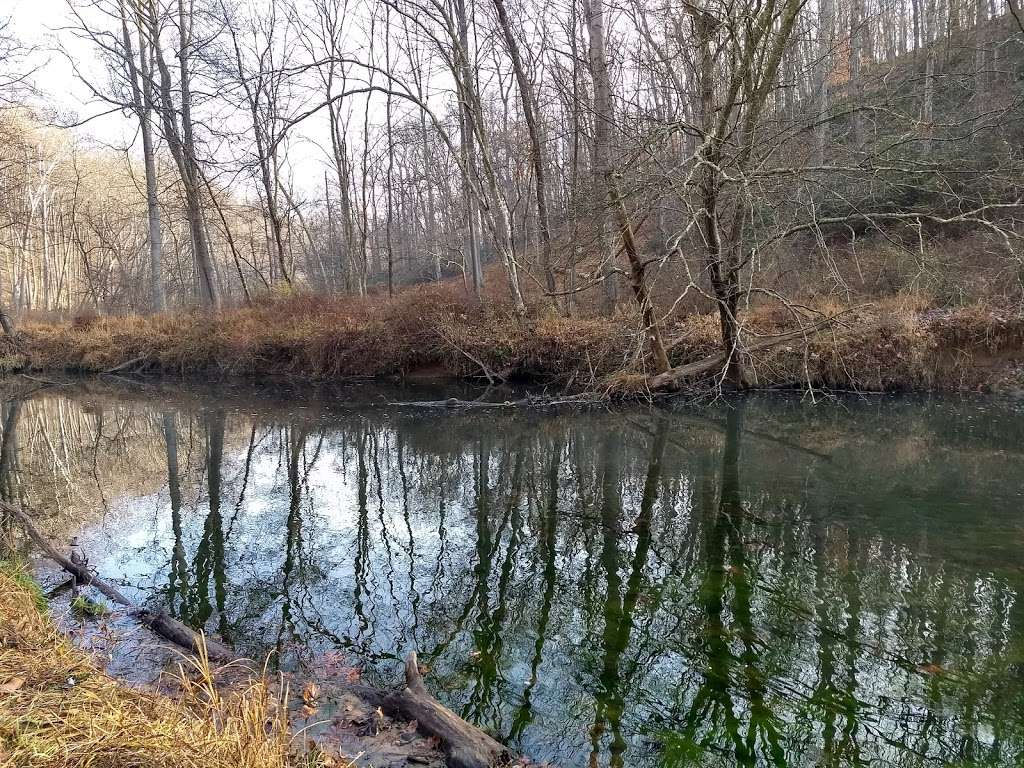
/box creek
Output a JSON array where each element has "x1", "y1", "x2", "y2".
[{"x1": 4, "y1": 382, "x2": 1024, "y2": 767}]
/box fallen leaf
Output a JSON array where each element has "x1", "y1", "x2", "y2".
[
  {"x1": 302, "y1": 681, "x2": 321, "y2": 706},
  {"x1": 0, "y1": 677, "x2": 24, "y2": 693},
  {"x1": 917, "y1": 663, "x2": 944, "y2": 675}
]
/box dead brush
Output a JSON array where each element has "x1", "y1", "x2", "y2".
[
  {"x1": 0, "y1": 570, "x2": 345, "y2": 768},
  {"x1": 10, "y1": 284, "x2": 1024, "y2": 393}
]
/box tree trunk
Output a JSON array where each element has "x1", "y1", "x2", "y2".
[
  {"x1": 814, "y1": 0, "x2": 833, "y2": 165},
  {"x1": 693, "y1": 6, "x2": 747, "y2": 387},
  {"x1": 454, "y1": 0, "x2": 484, "y2": 301},
  {"x1": 148, "y1": 0, "x2": 220, "y2": 308},
  {"x1": 491, "y1": 0, "x2": 557, "y2": 301},
  {"x1": 0, "y1": 306, "x2": 16, "y2": 337},
  {"x1": 922, "y1": 47, "x2": 935, "y2": 152},
  {"x1": 849, "y1": 0, "x2": 865, "y2": 149},
  {"x1": 584, "y1": 0, "x2": 616, "y2": 314},
  {"x1": 117, "y1": 0, "x2": 165, "y2": 312},
  {"x1": 585, "y1": 0, "x2": 669, "y2": 372}
]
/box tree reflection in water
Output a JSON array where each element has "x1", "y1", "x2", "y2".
[{"x1": 5, "y1": 388, "x2": 1024, "y2": 768}]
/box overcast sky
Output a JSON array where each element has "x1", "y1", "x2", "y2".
[
  {"x1": 5, "y1": 0, "x2": 476, "y2": 201},
  {"x1": 6, "y1": 0, "x2": 348, "y2": 199},
  {"x1": 9, "y1": 0, "x2": 145, "y2": 150}
]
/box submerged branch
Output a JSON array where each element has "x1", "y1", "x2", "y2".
[
  {"x1": 389, "y1": 394, "x2": 603, "y2": 409},
  {"x1": 3, "y1": 500, "x2": 239, "y2": 663}
]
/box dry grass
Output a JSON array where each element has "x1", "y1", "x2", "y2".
[
  {"x1": 630, "y1": 293, "x2": 1024, "y2": 392},
  {"x1": 2, "y1": 281, "x2": 1023, "y2": 393},
  {"x1": 0, "y1": 565, "x2": 330, "y2": 768},
  {"x1": 7, "y1": 283, "x2": 630, "y2": 385}
]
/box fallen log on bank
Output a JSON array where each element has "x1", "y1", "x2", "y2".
[
  {"x1": 6, "y1": 500, "x2": 519, "y2": 768},
  {"x1": 3, "y1": 501, "x2": 239, "y2": 663},
  {"x1": 395, "y1": 652, "x2": 510, "y2": 768},
  {"x1": 649, "y1": 309, "x2": 858, "y2": 391},
  {"x1": 101, "y1": 354, "x2": 150, "y2": 375}
]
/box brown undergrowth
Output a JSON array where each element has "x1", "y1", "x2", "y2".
[
  {"x1": 0, "y1": 564, "x2": 332, "y2": 768},
  {"x1": 2, "y1": 284, "x2": 1023, "y2": 394}
]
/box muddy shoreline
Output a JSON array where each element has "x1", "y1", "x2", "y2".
[{"x1": 19, "y1": 561, "x2": 509, "y2": 768}]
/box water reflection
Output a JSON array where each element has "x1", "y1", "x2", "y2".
[{"x1": 4, "y1": 385, "x2": 1024, "y2": 767}]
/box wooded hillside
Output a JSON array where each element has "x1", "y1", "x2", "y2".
[{"x1": 0, "y1": 0, "x2": 1022, "y2": 388}]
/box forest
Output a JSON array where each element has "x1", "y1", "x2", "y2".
[
  {"x1": 0, "y1": 0, "x2": 1023, "y2": 389},
  {"x1": 3, "y1": 2, "x2": 1024, "y2": 764}
]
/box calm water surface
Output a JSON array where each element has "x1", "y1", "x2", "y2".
[{"x1": 4, "y1": 383, "x2": 1024, "y2": 767}]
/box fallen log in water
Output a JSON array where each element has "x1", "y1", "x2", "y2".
[
  {"x1": 354, "y1": 652, "x2": 511, "y2": 768},
  {"x1": 389, "y1": 397, "x2": 524, "y2": 408},
  {"x1": 3, "y1": 501, "x2": 239, "y2": 663},
  {"x1": 391, "y1": 394, "x2": 599, "y2": 409}
]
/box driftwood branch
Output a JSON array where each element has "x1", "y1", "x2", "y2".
[
  {"x1": 3, "y1": 501, "x2": 238, "y2": 663},
  {"x1": 435, "y1": 331, "x2": 505, "y2": 385},
  {"x1": 390, "y1": 394, "x2": 600, "y2": 409}
]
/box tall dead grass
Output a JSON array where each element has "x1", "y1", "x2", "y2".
[
  {"x1": 0, "y1": 565, "x2": 328, "y2": 768},
  {"x1": 6, "y1": 283, "x2": 632, "y2": 384}
]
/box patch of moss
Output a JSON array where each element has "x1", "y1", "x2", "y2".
[{"x1": 70, "y1": 595, "x2": 108, "y2": 617}]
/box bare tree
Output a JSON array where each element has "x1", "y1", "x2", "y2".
[
  {"x1": 490, "y1": 0, "x2": 557, "y2": 300},
  {"x1": 144, "y1": 0, "x2": 221, "y2": 307},
  {"x1": 220, "y1": 0, "x2": 294, "y2": 286},
  {"x1": 585, "y1": 0, "x2": 671, "y2": 372},
  {"x1": 117, "y1": 0, "x2": 165, "y2": 310}
]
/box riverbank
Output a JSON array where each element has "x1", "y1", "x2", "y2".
[
  {"x1": 1, "y1": 549, "x2": 519, "y2": 768},
  {"x1": 3, "y1": 286, "x2": 1024, "y2": 394},
  {"x1": 0, "y1": 562, "x2": 458, "y2": 768},
  {"x1": 0, "y1": 564, "x2": 318, "y2": 768}
]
